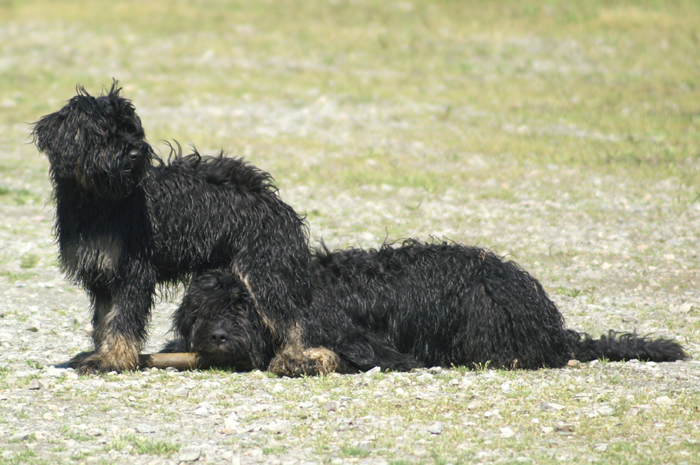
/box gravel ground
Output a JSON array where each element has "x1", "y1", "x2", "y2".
[
  {"x1": 2, "y1": 2, "x2": 700, "y2": 462},
  {"x1": 1, "y1": 106, "x2": 699, "y2": 464}
]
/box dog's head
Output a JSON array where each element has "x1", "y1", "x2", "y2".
[
  {"x1": 173, "y1": 271, "x2": 274, "y2": 371},
  {"x1": 32, "y1": 81, "x2": 153, "y2": 199}
]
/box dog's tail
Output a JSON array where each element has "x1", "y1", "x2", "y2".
[{"x1": 568, "y1": 330, "x2": 687, "y2": 363}]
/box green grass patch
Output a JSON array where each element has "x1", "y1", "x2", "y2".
[
  {"x1": 263, "y1": 446, "x2": 287, "y2": 455},
  {"x1": 2, "y1": 0, "x2": 699, "y2": 185},
  {"x1": 25, "y1": 360, "x2": 43, "y2": 370},
  {"x1": 0, "y1": 270, "x2": 38, "y2": 283},
  {"x1": 106, "y1": 434, "x2": 179, "y2": 457},
  {"x1": 0, "y1": 187, "x2": 42, "y2": 206},
  {"x1": 19, "y1": 254, "x2": 39, "y2": 269},
  {"x1": 339, "y1": 445, "x2": 371, "y2": 458},
  {"x1": 0, "y1": 449, "x2": 42, "y2": 465}
]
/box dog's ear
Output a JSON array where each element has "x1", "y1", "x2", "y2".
[
  {"x1": 31, "y1": 88, "x2": 100, "y2": 173},
  {"x1": 31, "y1": 111, "x2": 61, "y2": 155},
  {"x1": 31, "y1": 110, "x2": 84, "y2": 182}
]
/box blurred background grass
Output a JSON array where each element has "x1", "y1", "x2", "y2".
[{"x1": 1, "y1": 0, "x2": 699, "y2": 191}]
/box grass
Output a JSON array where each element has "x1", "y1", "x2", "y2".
[
  {"x1": 0, "y1": 187, "x2": 42, "y2": 206},
  {"x1": 106, "y1": 434, "x2": 179, "y2": 457},
  {"x1": 19, "y1": 254, "x2": 39, "y2": 269},
  {"x1": 1, "y1": 1, "x2": 699, "y2": 187},
  {"x1": 0, "y1": 1, "x2": 699, "y2": 464},
  {"x1": 339, "y1": 444, "x2": 371, "y2": 458}
]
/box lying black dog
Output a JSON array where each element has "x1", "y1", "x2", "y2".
[
  {"x1": 32, "y1": 82, "x2": 320, "y2": 374},
  {"x1": 167, "y1": 240, "x2": 687, "y2": 374}
]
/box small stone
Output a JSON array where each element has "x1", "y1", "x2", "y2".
[
  {"x1": 136, "y1": 424, "x2": 155, "y2": 433},
  {"x1": 467, "y1": 400, "x2": 480, "y2": 410},
  {"x1": 655, "y1": 396, "x2": 673, "y2": 406},
  {"x1": 9, "y1": 432, "x2": 30, "y2": 442},
  {"x1": 679, "y1": 303, "x2": 694, "y2": 313},
  {"x1": 567, "y1": 360, "x2": 581, "y2": 367},
  {"x1": 593, "y1": 444, "x2": 608, "y2": 452},
  {"x1": 596, "y1": 406, "x2": 614, "y2": 416},
  {"x1": 194, "y1": 406, "x2": 209, "y2": 416},
  {"x1": 500, "y1": 426, "x2": 515, "y2": 438},
  {"x1": 460, "y1": 378, "x2": 473, "y2": 388},
  {"x1": 541, "y1": 402, "x2": 565, "y2": 411},
  {"x1": 541, "y1": 426, "x2": 554, "y2": 434},
  {"x1": 246, "y1": 448, "x2": 263, "y2": 457},
  {"x1": 365, "y1": 366, "x2": 381, "y2": 376},
  {"x1": 179, "y1": 446, "x2": 201, "y2": 461},
  {"x1": 271, "y1": 383, "x2": 284, "y2": 394},
  {"x1": 555, "y1": 423, "x2": 575, "y2": 434},
  {"x1": 427, "y1": 422, "x2": 443, "y2": 434},
  {"x1": 222, "y1": 413, "x2": 240, "y2": 433},
  {"x1": 323, "y1": 401, "x2": 338, "y2": 412},
  {"x1": 262, "y1": 420, "x2": 290, "y2": 433},
  {"x1": 44, "y1": 367, "x2": 67, "y2": 378},
  {"x1": 28, "y1": 379, "x2": 41, "y2": 390}
]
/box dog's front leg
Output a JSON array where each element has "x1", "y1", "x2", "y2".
[{"x1": 71, "y1": 282, "x2": 153, "y2": 374}]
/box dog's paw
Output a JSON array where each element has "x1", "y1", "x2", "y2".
[
  {"x1": 302, "y1": 347, "x2": 354, "y2": 374},
  {"x1": 69, "y1": 351, "x2": 138, "y2": 375},
  {"x1": 268, "y1": 346, "x2": 350, "y2": 377},
  {"x1": 268, "y1": 347, "x2": 306, "y2": 377}
]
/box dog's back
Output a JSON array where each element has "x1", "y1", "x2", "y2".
[
  {"x1": 144, "y1": 151, "x2": 309, "y2": 285},
  {"x1": 311, "y1": 240, "x2": 686, "y2": 370},
  {"x1": 311, "y1": 240, "x2": 572, "y2": 369}
]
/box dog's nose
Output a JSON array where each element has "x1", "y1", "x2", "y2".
[
  {"x1": 128, "y1": 149, "x2": 141, "y2": 160},
  {"x1": 210, "y1": 328, "x2": 228, "y2": 346}
]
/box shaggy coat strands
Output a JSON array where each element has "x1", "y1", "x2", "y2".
[
  {"x1": 171, "y1": 241, "x2": 687, "y2": 374},
  {"x1": 32, "y1": 83, "x2": 313, "y2": 373}
]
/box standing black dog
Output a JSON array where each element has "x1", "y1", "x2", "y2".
[
  {"x1": 169, "y1": 241, "x2": 687, "y2": 375},
  {"x1": 32, "y1": 82, "x2": 325, "y2": 374}
]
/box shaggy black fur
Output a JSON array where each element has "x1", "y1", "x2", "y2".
[
  {"x1": 170, "y1": 241, "x2": 687, "y2": 374},
  {"x1": 32, "y1": 83, "x2": 314, "y2": 374}
]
